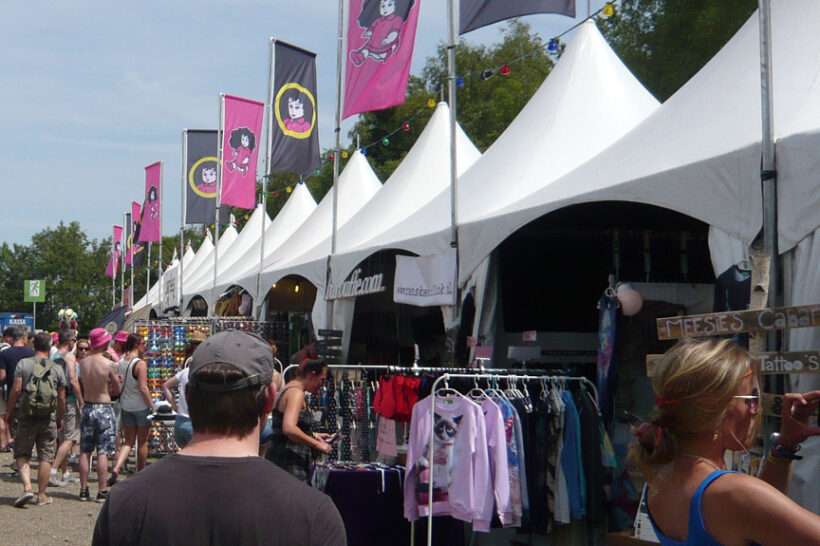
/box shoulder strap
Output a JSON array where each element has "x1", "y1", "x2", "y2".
[
  {"x1": 688, "y1": 470, "x2": 734, "y2": 542},
  {"x1": 275, "y1": 385, "x2": 302, "y2": 412},
  {"x1": 33, "y1": 358, "x2": 53, "y2": 379}
]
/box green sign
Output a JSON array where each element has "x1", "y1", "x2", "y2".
[{"x1": 24, "y1": 279, "x2": 46, "y2": 303}]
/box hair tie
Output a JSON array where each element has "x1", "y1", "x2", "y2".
[{"x1": 634, "y1": 422, "x2": 664, "y2": 450}]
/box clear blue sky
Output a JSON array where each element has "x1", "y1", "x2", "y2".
[{"x1": 0, "y1": 0, "x2": 608, "y2": 246}]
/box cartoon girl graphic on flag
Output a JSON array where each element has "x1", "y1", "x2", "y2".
[
  {"x1": 350, "y1": 0, "x2": 416, "y2": 67},
  {"x1": 226, "y1": 127, "x2": 256, "y2": 176},
  {"x1": 146, "y1": 187, "x2": 159, "y2": 219}
]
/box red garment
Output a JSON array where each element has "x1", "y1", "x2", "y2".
[
  {"x1": 364, "y1": 14, "x2": 403, "y2": 55},
  {"x1": 393, "y1": 376, "x2": 420, "y2": 423},
  {"x1": 373, "y1": 376, "x2": 396, "y2": 419}
]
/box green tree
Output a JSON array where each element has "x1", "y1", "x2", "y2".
[
  {"x1": 0, "y1": 222, "x2": 111, "y2": 333},
  {"x1": 599, "y1": 0, "x2": 757, "y2": 101}
]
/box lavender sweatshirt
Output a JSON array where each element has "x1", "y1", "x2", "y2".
[{"x1": 404, "y1": 394, "x2": 490, "y2": 528}]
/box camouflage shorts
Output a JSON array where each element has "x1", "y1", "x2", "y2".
[
  {"x1": 80, "y1": 403, "x2": 117, "y2": 455},
  {"x1": 14, "y1": 417, "x2": 57, "y2": 462}
]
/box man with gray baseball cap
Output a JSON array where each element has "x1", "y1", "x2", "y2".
[{"x1": 92, "y1": 331, "x2": 346, "y2": 546}]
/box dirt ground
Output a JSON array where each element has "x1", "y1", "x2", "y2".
[{"x1": 0, "y1": 450, "x2": 107, "y2": 545}]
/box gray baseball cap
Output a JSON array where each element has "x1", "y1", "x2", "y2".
[{"x1": 188, "y1": 330, "x2": 273, "y2": 392}]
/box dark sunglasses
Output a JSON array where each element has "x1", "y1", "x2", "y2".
[{"x1": 77, "y1": 346, "x2": 90, "y2": 351}]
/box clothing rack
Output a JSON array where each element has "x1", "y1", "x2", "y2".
[
  {"x1": 281, "y1": 363, "x2": 563, "y2": 380},
  {"x1": 422, "y1": 373, "x2": 597, "y2": 546}
]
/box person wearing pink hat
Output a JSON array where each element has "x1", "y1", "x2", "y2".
[
  {"x1": 108, "y1": 331, "x2": 129, "y2": 363},
  {"x1": 77, "y1": 328, "x2": 122, "y2": 502}
]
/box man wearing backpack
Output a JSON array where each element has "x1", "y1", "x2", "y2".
[{"x1": 5, "y1": 331, "x2": 67, "y2": 507}]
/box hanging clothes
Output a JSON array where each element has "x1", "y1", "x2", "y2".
[
  {"x1": 577, "y1": 387, "x2": 608, "y2": 524},
  {"x1": 561, "y1": 390, "x2": 586, "y2": 520},
  {"x1": 475, "y1": 397, "x2": 512, "y2": 531},
  {"x1": 404, "y1": 394, "x2": 490, "y2": 529},
  {"x1": 546, "y1": 387, "x2": 567, "y2": 527}
]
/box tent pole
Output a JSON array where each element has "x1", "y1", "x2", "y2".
[
  {"x1": 758, "y1": 0, "x2": 777, "y2": 344},
  {"x1": 121, "y1": 211, "x2": 126, "y2": 307},
  {"x1": 327, "y1": 0, "x2": 344, "y2": 331},
  {"x1": 146, "y1": 242, "x2": 151, "y2": 299}
]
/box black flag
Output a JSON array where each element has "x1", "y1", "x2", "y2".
[
  {"x1": 131, "y1": 213, "x2": 146, "y2": 269},
  {"x1": 460, "y1": 0, "x2": 575, "y2": 34},
  {"x1": 185, "y1": 130, "x2": 230, "y2": 225},
  {"x1": 270, "y1": 41, "x2": 320, "y2": 176}
]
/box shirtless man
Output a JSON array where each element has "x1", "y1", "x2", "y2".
[{"x1": 78, "y1": 328, "x2": 122, "y2": 502}]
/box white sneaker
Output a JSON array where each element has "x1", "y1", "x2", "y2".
[
  {"x1": 62, "y1": 473, "x2": 79, "y2": 484},
  {"x1": 48, "y1": 476, "x2": 66, "y2": 487}
]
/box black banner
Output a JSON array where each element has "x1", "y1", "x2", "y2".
[
  {"x1": 270, "y1": 41, "x2": 320, "y2": 176},
  {"x1": 185, "y1": 130, "x2": 230, "y2": 225},
  {"x1": 460, "y1": 0, "x2": 575, "y2": 34},
  {"x1": 131, "y1": 215, "x2": 145, "y2": 270}
]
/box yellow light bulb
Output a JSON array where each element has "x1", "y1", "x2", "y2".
[
  {"x1": 602, "y1": 2, "x2": 615, "y2": 17},
  {"x1": 427, "y1": 98, "x2": 436, "y2": 109},
  {"x1": 286, "y1": 186, "x2": 293, "y2": 193},
  {"x1": 272, "y1": 283, "x2": 277, "y2": 289},
  {"x1": 294, "y1": 284, "x2": 300, "y2": 294}
]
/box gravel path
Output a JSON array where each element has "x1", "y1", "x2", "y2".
[{"x1": 0, "y1": 451, "x2": 105, "y2": 545}]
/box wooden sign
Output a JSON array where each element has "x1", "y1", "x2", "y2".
[
  {"x1": 755, "y1": 352, "x2": 820, "y2": 375},
  {"x1": 656, "y1": 304, "x2": 820, "y2": 341},
  {"x1": 648, "y1": 352, "x2": 820, "y2": 377}
]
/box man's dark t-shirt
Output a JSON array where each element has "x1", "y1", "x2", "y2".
[
  {"x1": 92, "y1": 455, "x2": 347, "y2": 546},
  {"x1": 0, "y1": 347, "x2": 35, "y2": 394}
]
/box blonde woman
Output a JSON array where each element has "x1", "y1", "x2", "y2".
[{"x1": 633, "y1": 338, "x2": 820, "y2": 545}]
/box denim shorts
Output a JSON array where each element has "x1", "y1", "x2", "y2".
[{"x1": 121, "y1": 408, "x2": 151, "y2": 428}]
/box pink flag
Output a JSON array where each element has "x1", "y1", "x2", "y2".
[
  {"x1": 221, "y1": 95, "x2": 265, "y2": 210},
  {"x1": 106, "y1": 225, "x2": 123, "y2": 278},
  {"x1": 343, "y1": 0, "x2": 421, "y2": 119},
  {"x1": 139, "y1": 162, "x2": 161, "y2": 243}
]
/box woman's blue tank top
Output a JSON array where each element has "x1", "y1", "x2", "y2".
[{"x1": 648, "y1": 469, "x2": 758, "y2": 546}]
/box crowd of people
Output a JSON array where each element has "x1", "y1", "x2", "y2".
[{"x1": 2, "y1": 321, "x2": 820, "y2": 545}]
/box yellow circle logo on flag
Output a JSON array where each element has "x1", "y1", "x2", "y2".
[
  {"x1": 188, "y1": 156, "x2": 219, "y2": 198},
  {"x1": 275, "y1": 83, "x2": 317, "y2": 140}
]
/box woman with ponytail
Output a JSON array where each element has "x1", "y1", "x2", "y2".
[{"x1": 632, "y1": 338, "x2": 820, "y2": 545}]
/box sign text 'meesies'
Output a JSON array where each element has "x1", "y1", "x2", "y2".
[{"x1": 656, "y1": 304, "x2": 820, "y2": 340}]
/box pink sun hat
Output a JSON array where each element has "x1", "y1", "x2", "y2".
[
  {"x1": 113, "y1": 330, "x2": 130, "y2": 344},
  {"x1": 89, "y1": 328, "x2": 113, "y2": 350}
]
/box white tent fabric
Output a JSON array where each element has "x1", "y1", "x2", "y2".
[
  {"x1": 180, "y1": 226, "x2": 238, "y2": 310},
  {"x1": 326, "y1": 102, "x2": 481, "y2": 286},
  {"x1": 183, "y1": 205, "x2": 270, "y2": 307},
  {"x1": 180, "y1": 233, "x2": 214, "y2": 289},
  {"x1": 330, "y1": 20, "x2": 659, "y2": 287},
  {"x1": 133, "y1": 242, "x2": 197, "y2": 311},
  {"x1": 254, "y1": 150, "x2": 382, "y2": 292},
  {"x1": 209, "y1": 183, "x2": 318, "y2": 304},
  {"x1": 786, "y1": 229, "x2": 820, "y2": 512},
  {"x1": 459, "y1": 0, "x2": 820, "y2": 281}
]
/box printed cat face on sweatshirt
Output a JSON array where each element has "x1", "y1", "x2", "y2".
[{"x1": 434, "y1": 413, "x2": 462, "y2": 445}]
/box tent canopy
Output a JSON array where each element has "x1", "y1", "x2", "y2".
[
  {"x1": 179, "y1": 225, "x2": 238, "y2": 310},
  {"x1": 330, "y1": 20, "x2": 660, "y2": 286},
  {"x1": 209, "y1": 182, "x2": 317, "y2": 303},
  {"x1": 460, "y1": 0, "x2": 820, "y2": 280},
  {"x1": 251, "y1": 150, "x2": 382, "y2": 297}
]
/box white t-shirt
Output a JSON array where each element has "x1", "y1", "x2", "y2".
[{"x1": 175, "y1": 367, "x2": 190, "y2": 418}]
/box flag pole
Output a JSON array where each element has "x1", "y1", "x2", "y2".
[
  {"x1": 121, "y1": 212, "x2": 126, "y2": 307},
  {"x1": 130, "y1": 212, "x2": 134, "y2": 309},
  {"x1": 213, "y1": 94, "x2": 225, "y2": 315},
  {"x1": 111, "y1": 262, "x2": 116, "y2": 310},
  {"x1": 257, "y1": 39, "x2": 276, "y2": 321},
  {"x1": 146, "y1": 242, "x2": 152, "y2": 299},
  {"x1": 158, "y1": 161, "x2": 164, "y2": 310},
  {"x1": 180, "y1": 131, "x2": 187, "y2": 310},
  {"x1": 327, "y1": 0, "x2": 345, "y2": 331}
]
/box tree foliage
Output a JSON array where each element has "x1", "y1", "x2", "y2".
[{"x1": 599, "y1": 0, "x2": 757, "y2": 101}]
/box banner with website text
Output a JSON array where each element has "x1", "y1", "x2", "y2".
[{"x1": 393, "y1": 249, "x2": 457, "y2": 307}]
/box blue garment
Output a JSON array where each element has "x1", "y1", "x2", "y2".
[
  {"x1": 174, "y1": 415, "x2": 193, "y2": 448},
  {"x1": 648, "y1": 470, "x2": 760, "y2": 546},
  {"x1": 559, "y1": 391, "x2": 585, "y2": 520}
]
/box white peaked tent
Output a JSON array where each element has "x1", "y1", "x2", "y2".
[
  {"x1": 458, "y1": 0, "x2": 820, "y2": 282},
  {"x1": 325, "y1": 102, "x2": 481, "y2": 288},
  {"x1": 180, "y1": 225, "x2": 238, "y2": 309},
  {"x1": 210, "y1": 183, "x2": 318, "y2": 303},
  {"x1": 180, "y1": 233, "x2": 214, "y2": 290},
  {"x1": 254, "y1": 150, "x2": 382, "y2": 293},
  {"x1": 330, "y1": 21, "x2": 659, "y2": 287},
  {"x1": 183, "y1": 205, "x2": 270, "y2": 308}
]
